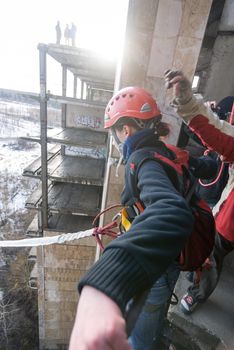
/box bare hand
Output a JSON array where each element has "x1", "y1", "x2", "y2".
[
  {"x1": 164, "y1": 69, "x2": 193, "y2": 104},
  {"x1": 69, "y1": 286, "x2": 132, "y2": 350}
]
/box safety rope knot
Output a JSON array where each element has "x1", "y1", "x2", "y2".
[
  {"x1": 92, "y1": 221, "x2": 119, "y2": 251},
  {"x1": 91, "y1": 203, "x2": 124, "y2": 251}
]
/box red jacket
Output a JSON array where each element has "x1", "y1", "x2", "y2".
[
  {"x1": 175, "y1": 96, "x2": 234, "y2": 242},
  {"x1": 215, "y1": 187, "x2": 234, "y2": 242}
]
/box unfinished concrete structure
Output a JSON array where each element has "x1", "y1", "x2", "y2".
[
  {"x1": 23, "y1": 45, "x2": 116, "y2": 348},
  {"x1": 22, "y1": 0, "x2": 234, "y2": 348}
]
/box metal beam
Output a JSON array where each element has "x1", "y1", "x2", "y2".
[
  {"x1": 39, "y1": 44, "x2": 48, "y2": 228},
  {"x1": 48, "y1": 93, "x2": 106, "y2": 108}
]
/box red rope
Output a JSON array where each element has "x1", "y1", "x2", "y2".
[
  {"x1": 92, "y1": 203, "x2": 123, "y2": 227},
  {"x1": 198, "y1": 160, "x2": 225, "y2": 187},
  {"x1": 92, "y1": 221, "x2": 119, "y2": 251},
  {"x1": 229, "y1": 102, "x2": 234, "y2": 125},
  {"x1": 92, "y1": 204, "x2": 123, "y2": 251}
]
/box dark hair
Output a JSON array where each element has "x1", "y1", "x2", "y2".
[
  {"x1": 114, "y1": 117, "x2": 170, "y2": 138},
  {"x1": 114, "y1": 117, "x2": 141, "y2": 131}
]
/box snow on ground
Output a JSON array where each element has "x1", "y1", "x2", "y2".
[
  {"x1": 0, "y1": 140, "x2": 40, "y2": 174},
  {"x1": 0, "y1": 139, "x2": 40, "y2": 214},
  {"x1": 0, "y1": 113, "x2": 40, "y2": 139},
  {"x1": 0, "y1": 116, "x2": 41, "y2": 238}
]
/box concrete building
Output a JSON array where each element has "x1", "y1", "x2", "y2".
[
  {"x1": 22, "y1": 0, "x2": 234, "y2": 348},
  {"x1": 23, "y1": 45, "x2": 115, "y2": 348}
]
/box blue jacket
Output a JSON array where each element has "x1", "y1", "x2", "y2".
[{"x1": 78, "y1": 129, "x2": 217, "y2": 312}]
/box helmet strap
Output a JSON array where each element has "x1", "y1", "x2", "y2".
[{"x1": 111, "y1": 128, "x2": 124, "y2": 155}]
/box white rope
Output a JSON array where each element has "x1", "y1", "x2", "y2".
[{"x1": 0, "y1": 228, "x2": 94, "y2": 247}]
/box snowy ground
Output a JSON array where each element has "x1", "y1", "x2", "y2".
[{"x1": 0, "y1": 115, "x2": 40, "y2": 239}]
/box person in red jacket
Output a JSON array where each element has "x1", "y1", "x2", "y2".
[{"x1": 165, "y1": 69, "x2": 234, "y2": 313}]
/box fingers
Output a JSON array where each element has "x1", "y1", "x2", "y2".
[
  {"x1": 164, "y1": 69, "x2": 193, "y2": 103},
  {"x1": 164, "y1": 69, "x2": 183, "y2": 80},
  {"x1": 70, "y1": 322, "x2": 132, "y2": 350},
  {"x1": 106, "y1": 322, "x2": 133, "y2": 350},
  {"x1": 69, "y1": 286, "x2": 133, "y2": 350},
  {"x1": 164, "y1": 69, "x2": 184, "y2": 89}
]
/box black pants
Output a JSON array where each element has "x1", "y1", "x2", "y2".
[{"x1": 188, "y1": 232, "x2": 234, "y2": 301}]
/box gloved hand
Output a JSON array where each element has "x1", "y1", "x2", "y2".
[{"x1": 164, "y1": 69, "x2": 193, "y2": 105}]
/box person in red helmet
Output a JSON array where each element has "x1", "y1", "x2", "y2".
[{"x1": 69, "y1": 87, "x2": 217, "y2": 350}]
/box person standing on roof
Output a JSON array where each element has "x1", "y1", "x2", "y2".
[
  {"x1": 69, "y1": 86, "x2": 217, "y2": 350},
  {"x1": 165, "y1": 70, "x2": 234, "y2": 314},
  {"x1": 55, "y1": 21, "x2": 62, "y2": 45},
  {"x1": 70, "y1": 22, "x2": 77, "y2": 47},
  {"x1": 64, "y1": 24, "x2": 70, "y2": 45}
]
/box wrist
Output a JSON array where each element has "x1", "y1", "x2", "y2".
[{"x1": 80, "y1": 286, "x2": 123, "y2": 316}]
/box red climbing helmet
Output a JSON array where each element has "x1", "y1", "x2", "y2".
[{"x1": 104, "y1": 87, "x2": 161, "y2": 129}]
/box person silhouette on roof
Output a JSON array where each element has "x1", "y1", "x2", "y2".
[
  {"x1": 64, "y1": 24, "x2": 70, "y2": 45},
  {"x1": 55, "y1": 21, "x2": 61, "y2": 45},
  {"x1": 70, "y1": 22, "x2": 77, "y2": 47}
]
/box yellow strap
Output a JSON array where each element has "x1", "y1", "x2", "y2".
[{"x1": 121, "y1": 208, "x2": 132, "y2": 231}]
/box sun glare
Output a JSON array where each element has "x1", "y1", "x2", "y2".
[
  {"x1": 75, "y1": 0, "x2": 129, "y2": 60},
  {"x1": 0, "y1": 0, "x2": 129, "y2": 92}
]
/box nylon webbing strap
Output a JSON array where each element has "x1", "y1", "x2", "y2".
[{"x1": 0, "y1": 228, "x2": 94, "y2": 247}]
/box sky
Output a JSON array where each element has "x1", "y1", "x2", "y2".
[{"x1": 0, "y1": 0, "x2": 129, "y2": 94}]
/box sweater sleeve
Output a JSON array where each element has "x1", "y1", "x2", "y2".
[
  {"x1": 174, "y1": 96, "x2": 234, "y2": 162},
  {"x1": 78, "y1": 160, "x2": 193, "y2": 312}
]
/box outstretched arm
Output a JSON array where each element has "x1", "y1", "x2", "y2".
[
  {"x1": 69, "y1": 286, "x2": 132, "y2": 350},
  {"x1": 165, "y1": 70, "x2": 234, "y2": 162}
]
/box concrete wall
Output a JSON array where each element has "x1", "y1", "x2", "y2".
[
  {"x1": 201, "y1": 0, "x2": 234, "y2": 101},
  {"x1": 120, "y1": 0, "x2": 212, "y2": 144},
  {"x1": 38, "y1": 233, "x2": 96, "y2": 349},
  {"x1": 66, "y1": 103, "x2": 105, "y2": 130}
]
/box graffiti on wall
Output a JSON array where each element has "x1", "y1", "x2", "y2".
[
  {"x1": 70, "y1": 113, "x2": 103, "y2": 129},
  {"x1": 65, "y1": 145, "x2": 106, "y2": 159}
]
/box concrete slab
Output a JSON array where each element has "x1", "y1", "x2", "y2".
[
  {"x1": 43, "y1": 44, "x2": 116, "y2": 89},
  {"x1": 23, "y1": 145, "x2": 60, "y2": 177},
  {"x1": 47, "y1": 213, "x2": 94, "y2": 233},
  {"x1": 47, "y1": 127, "x2": 108, "y2": 147},
  {"x1": 169, "y1": 253, "x2": 234, "y2": 349},
  {"x1": 47, "y1": 154, "x2": 105, "y2": 185},
  {"x1": 25, "y1": 182, "x2": 102, "y2": 216}
]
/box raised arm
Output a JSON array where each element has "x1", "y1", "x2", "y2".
[{"x1": 165, "y1": 70, "x2": 234, "y2": 162}]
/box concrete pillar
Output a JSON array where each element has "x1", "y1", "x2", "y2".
[
  {"x1": 80, "y1": 81, "x2": 84, "y2": 99},
  {"x1": 202, "y1": 0, "x2": 234, "y2": 101},
  {"x1": 61, "y1": 65, "x2": 67, "y2": 128},
  {"x1": 120, "y1": 0, "x2": 212, "y2": 135},
  {"x1": 39, "y1": 44, "x2": 48, "y2": 228},
  {"x1": 73, "y1": 74, "x2": 77, "y2": 98}
]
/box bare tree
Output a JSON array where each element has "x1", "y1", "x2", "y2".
[{"x1": 0, "y1": 296, "x2": 19, "y2": 347}]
